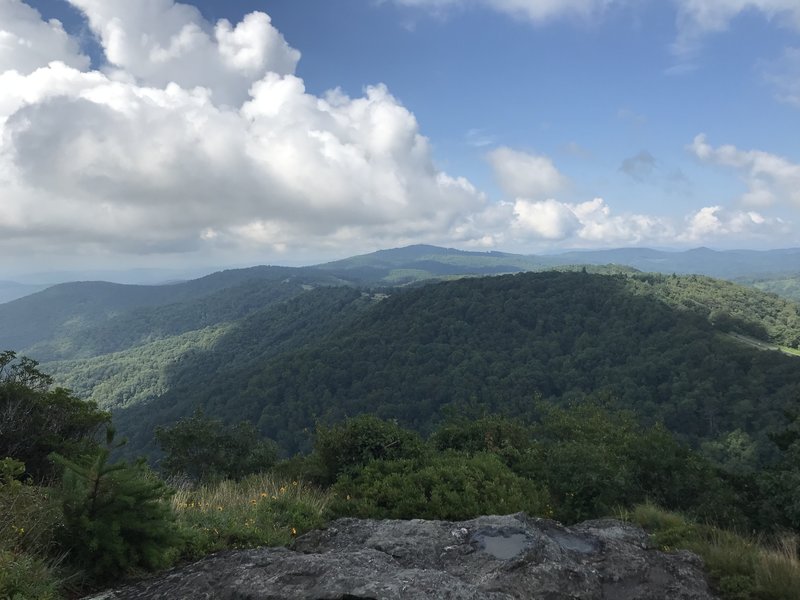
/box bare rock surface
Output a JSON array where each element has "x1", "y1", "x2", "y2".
[{"x1": 86, "y1": 513, "x2": 718, "y2": 599}]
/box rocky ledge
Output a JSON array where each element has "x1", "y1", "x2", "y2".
[{"x1": 89, "y1": 513, "x2": 718, "y2": 599}]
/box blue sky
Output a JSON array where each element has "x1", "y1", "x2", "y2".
[{"x1": 2, "y1": 0, "x2": 799, "y2": 274}]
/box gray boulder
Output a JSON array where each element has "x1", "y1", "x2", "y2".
[{"x1": 87, "y1": 513, "x2": 718, "y2": 599}]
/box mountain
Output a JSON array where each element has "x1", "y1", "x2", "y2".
[
  {"x1": 92, "y1": 271, "x2": 800, "y2": 459},
  {"x1": 315, "y1": 244, "x2": 800, "y2": 284},
  {"x1": 314, "y1": 244, "x2": 547, "y2": 284},
  {"x1": 0, "y1": 265, "x2": 346, "y2": 358},
  {"x1": 545, "y1": 247, "x2": 800, "y2": 279},
  {"x1": 4, "y1": 245, "x2": 800, "y2": 461}
]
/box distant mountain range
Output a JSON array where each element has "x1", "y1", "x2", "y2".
[
  {"x1": 0, "y1": 281, "x2": 50, "y2": 304},
  {"x1": 3, "y1": 245, "x2": 799, "y2": 305}
]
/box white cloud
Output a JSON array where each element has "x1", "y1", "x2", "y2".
[
  {"x1": 512, "y1": 198, "x2": 581, "y2": 240},
  {"x1": 0, "y1": 1, "x2": 496, "y2": 261},
  {"x1": 65, "y1": 0, "x2": 300, "y2": 105},
  {"x1": 689, "y1": 134, "x2": 800, "y2": 208},
  {"x1": 679, "y1": 205, "x2": 788, "y2": 242},
  {"x1": 488, "y1": 146, "x2": 567, "y2": 199},
  {"x1": 0, "y1": 0, "x2": 89, "y2": 74},
  {"x1": 511, "y1": 197, "x2": 675, "y2": 245}
]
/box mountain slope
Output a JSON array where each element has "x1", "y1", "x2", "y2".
[
  {"x1": 106, "y1": 272, "x2": 800, "y2": 458},
  {"x1": 0, "y1": 266, "x2": 346, "y2": 359}
]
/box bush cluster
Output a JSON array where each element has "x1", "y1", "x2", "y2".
[{"x1": 3, "y1": 352, "x2": 799, "y2": 600}]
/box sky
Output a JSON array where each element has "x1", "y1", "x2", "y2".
[{"x1": 1, "y1": 0, "x2": 799, "y2": 276}]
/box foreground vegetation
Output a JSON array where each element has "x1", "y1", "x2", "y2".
[
  {"x1": 3, "y1": 351, "x2": 800, "y2": 599},
  {"x1": 624, "y1": 503, "x2": 800, "y2": 600}
]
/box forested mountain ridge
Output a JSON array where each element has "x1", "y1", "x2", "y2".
[
  {"x1": 0, "y1": 266, "x2": 346, "y2": 359},
  {"x1": 46, "y1": 287, "x2": 371, "y2": 412},
  {"x1": 96, "y1": 271, "x2": 800, "y2": 464},
  {"x1": 737, "y1": 274, "x2": 800, "y2": 303},
  {"x1": 3, "y1": 247, "x2": 800, "y2": 466}
]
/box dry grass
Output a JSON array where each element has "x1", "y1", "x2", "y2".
[
  {"x1": 623, "y1": 503, "x2": 800, "y2": 600},
  {"x1": 171, "y1": 473, "x2": 333, "y2": 558}
]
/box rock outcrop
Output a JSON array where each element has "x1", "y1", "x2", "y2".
[{"x1": 88, "y1": 513, "x2": 718, "y2": 599}]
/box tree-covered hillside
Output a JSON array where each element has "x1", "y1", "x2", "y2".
[
  {"x1": 46, "y1": 287, "x2": 372, "y2": 412},
  {"x1": 738, "y1": 274, "x2": 800, "y2": 303},
  {"x1": 104, "y1": 272, "x2": 800, "y2": 461},
  {"x1": 0, "y1": 266, "x2": 346, "y2": 360}
]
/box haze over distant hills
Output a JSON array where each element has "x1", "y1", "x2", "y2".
[{"x1": 4, "y1": 244, "x2": 799, "y2": 305}]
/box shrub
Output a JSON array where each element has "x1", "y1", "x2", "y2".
[
  {"x1": 331, "y1": 452, "x2": 550, "y2": 520},
  {"x1": 155, "y1": 410, "x2": 278, "y2": 483},
  {"x1": 430, "y1": 416, "x2": 537, "y2": 472},
  {"x1": 313, "y1": 415, "x2": 426, "y2": 485},
  {"x1": 0, "y1": 351, "x2": 110, "y2": 481},
  {"x1": 52, "y1": 433, "x2": 182, "y2": 582},
  {"x1": 534, "y1": 403, "x2": 743, "y2": 525}
]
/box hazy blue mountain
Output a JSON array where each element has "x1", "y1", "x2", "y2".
[
  {"x1": 0, "y1": 281, "x2": 51, "y2": 304},
  {"x1": 544, "y1": 247, "x2": 800, "y2": 279},
  {"x1": 316, "y1": 245, "x2": 800, "y2": 282}
]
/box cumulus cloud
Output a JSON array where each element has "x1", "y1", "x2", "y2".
[
  {"x1": 679, "y1": 205, "x2": 789, "y2": 242},
  {"x1": 0, "y1": 0, "x2": 496, "y2": 260},
  {"x1": 511, "y1": 197, "x2": 675, "y2": 245},
  {"x1": 512, "y1": 199, "x2": 581, "y2": 240},
  {"x1": 65, "y1": 0, "x2": 300, "y2": 105},
  {"x1": 0, "y1": 0, "x2": 89, "y2": 74},
  {"x1": 488, "y1": 147, "x2": 567, "y2": 199},
  {"x1": 689, "y1": 134, "x2": 800, "y2": 207}
]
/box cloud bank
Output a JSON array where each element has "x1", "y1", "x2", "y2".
[{"x1": 0, "y1": 0, "x2": 795, "y2": 267}]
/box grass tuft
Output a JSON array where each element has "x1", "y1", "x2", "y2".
[
  {"x1": 171, "y1": 473, "x2": 332, "y2": 559},
  {"x1": 623, "y1": 503, "x2": 800, "y2": 600}
]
